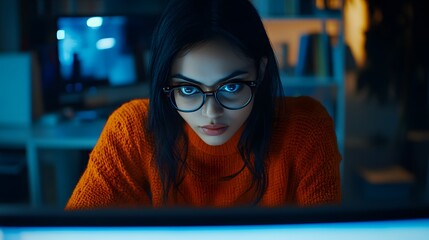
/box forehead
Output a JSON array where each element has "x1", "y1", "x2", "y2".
[{"x1": 171, "y1": 40, "x2": 255, "y2": 86}]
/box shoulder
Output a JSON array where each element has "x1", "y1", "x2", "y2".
[
  {"x1": 273, "y1": 96, "x2": 332, "y2": 136},
  {"x1": 104, "y1": 98, "x2": 150, "y2": 129},
  {"x1": 270, "y1": 96, "x2": 335, "y2": 151},
  {"x1": 92, "y1": 98, "x2": 153, "y2": 168},
  {"x1": 98, "y1": 98, "x2": 152, "y2": 150},
  {"x1": 110, "y1": 98, "x2": 150, "y2": 121},
  {"x1": 270, "y1": 98, "x2": 341, "y2": 201},
  {"x1": 276, "y1": 96, "x2": 331, "y2": 121}
]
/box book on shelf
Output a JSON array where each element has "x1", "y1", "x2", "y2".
[
  {"x1": 295, "y1": 34, "x2": 310, "y2": 77},
  {"x1": 331, "y1": 42, "x2": 342, "y2": 80},
  {"x1": 295, "y1": 32, "x2": 334, "y2": 79},
  {"x1": 280, "y1": 43, "x2": 294, "y2": 75},
  {"x1": 316, "y1": 32, "x2": 332, "y2": 77}
]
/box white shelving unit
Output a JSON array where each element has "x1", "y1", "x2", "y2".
[{"x1": 252, "y1": 0, "x2": 345, "y2": 156}]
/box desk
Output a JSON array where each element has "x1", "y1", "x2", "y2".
[{"x1": 0, "y1": 119, "x2": 106, "y2": 207}]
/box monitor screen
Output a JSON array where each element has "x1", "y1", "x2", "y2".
[
  {"x1": 1, "y1": 219, "x2": 429, "y2": 240},
  {"x1": 57, "y1": 16, "x2": 136, "y2": 88},
  {"x1": 55, "y1": 15, "x2": 158, "y2": 112},
  {"x1": 1, "y1": 206, "x2": 429, "y2": 240}
]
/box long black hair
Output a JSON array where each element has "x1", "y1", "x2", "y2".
[{"x1": 147, "y1": 0, "x2": 283, "y2": 204}]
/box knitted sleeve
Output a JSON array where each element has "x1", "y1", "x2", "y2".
[
  {"x1": 65, "y1": 99, "x2": 153, "y2": 210},
  {"x1": 293, "y1": 98, "x2": 342, "y2": 206}
]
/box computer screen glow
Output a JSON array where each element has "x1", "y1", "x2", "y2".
[
  {"x1": 1, "y1": 219, "x2": 429, "y2": 240},
  {"x1": 57, "y1": 16, "x2": 136, "y2": 90}
]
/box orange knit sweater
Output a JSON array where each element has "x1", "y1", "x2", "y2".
[{"x1": 66, "y1": 97, "x2": 341, "y2": 210}]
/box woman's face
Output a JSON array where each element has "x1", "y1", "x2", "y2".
[{"x1": 171, "y1": 40, "x2": 257, "y2": 146}]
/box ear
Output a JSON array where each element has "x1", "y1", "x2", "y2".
[{"x1": 258, "y1": 57, "x2": 268, "y2": 82}]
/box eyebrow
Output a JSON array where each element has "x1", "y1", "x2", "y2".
[{"x1": 171, "y1": 70, "x2": 249, "y2": 86}]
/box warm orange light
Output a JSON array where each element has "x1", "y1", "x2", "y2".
[
  {"x1": 316, "y1": 0, "x2": 342, "y2": 10},
  {"x1": 344, "y1": 0, "x2": 368, "y2": 68},
  {"x1": 263, "y1": 19, "x2": 340, "y2": 66},
  {"x1": 315, "y1": 0, "x2": 325, "y2": 9}
]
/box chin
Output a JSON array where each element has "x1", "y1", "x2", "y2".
[
  {"x1": 200, "y1": 136, "x2": 230, "y2": 146},
  {"x1": 202, "y1": 139, "x2": 228, "y2": 146}
]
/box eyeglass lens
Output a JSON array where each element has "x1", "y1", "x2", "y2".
[{"x1": 171, "y1": 82, "x2": 252, "y2": 111}]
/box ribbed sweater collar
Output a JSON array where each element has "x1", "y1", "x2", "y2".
[{"x1": 185, "y1": 123, "x2": 243, "y2": 156}]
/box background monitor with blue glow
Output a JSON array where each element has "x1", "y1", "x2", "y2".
[{"x1": 55, "y1": 15, "x2": 158, "y2": 113}]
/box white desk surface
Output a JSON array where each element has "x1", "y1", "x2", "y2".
[
  {"x1": 0, "y1": 119, "x2": 107, "y2": 207},
  {"x1": 0, "y1": 119, "x2": 106, "y2": 149},
  {"x1": 0, "y1": 125, "x2": 31, "y2": 146},
  {"x1": 31, "y1": 120, "x2": 106, "y2": 148}
]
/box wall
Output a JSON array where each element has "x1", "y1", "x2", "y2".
[{"x1": 0, "y1": 1, "x2": 20, "y2": 52}]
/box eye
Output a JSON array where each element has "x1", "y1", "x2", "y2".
[
  {"x1": 179, "y1": 86, "x2": 200, "y2": 96},
  {"x1": 220, "y1": 83, "x2": 242, "y2": 93}
]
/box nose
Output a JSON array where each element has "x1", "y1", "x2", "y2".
[{"x1": 202, "y1": 95, "x2": 224, "y2": 118}]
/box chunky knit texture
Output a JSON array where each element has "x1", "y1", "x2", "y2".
[{"x1": 66, "y1": 97, "x2": 341, "y2": 209}]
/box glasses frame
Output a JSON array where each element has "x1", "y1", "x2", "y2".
[{"x1": 163, "y1": 81, "x2": 258, "y2": 112}]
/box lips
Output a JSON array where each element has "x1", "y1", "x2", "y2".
[{"x1": 200, "y1": 124, "x2": 229, "y2": 136}]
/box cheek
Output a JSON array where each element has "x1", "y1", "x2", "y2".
[
  {"x1": 178, "y1": 111, "x2": 197, "y2": 125},
  {"x1": 231, "y1": 101, "x2": 254, "y2": 124},
  {"x1": 177, "y1": 100, "x2": 254, "y2": 126}
]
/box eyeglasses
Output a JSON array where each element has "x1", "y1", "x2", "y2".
[{"x1": 163, "y1": 81, "x2": 257, "y2": 112}]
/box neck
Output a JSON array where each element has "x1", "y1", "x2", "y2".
[{"x1": 185, "y1": 123, "x2": 243, "y2": 156}]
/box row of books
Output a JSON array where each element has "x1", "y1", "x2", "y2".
[
  {"x1": 281, "y1": 32, "x2": 341, "y2": 118},
  {"x1": 295, "y1": 32, "x2": 335, "y2": 77},
  {"x1": 279, "y1": 32, "x2": 341, "y2": 79}
]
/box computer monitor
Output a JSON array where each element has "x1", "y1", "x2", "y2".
[
  {"x1": 53, "y1": 15, "x2": 158, "y2": 116},
  {"x1": 1, "y1": 206, "x2": 428, "y2": 240}
]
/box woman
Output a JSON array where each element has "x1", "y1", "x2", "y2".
[{"x1": 66, "y1": 0, "x2": 341, "y2": 209}]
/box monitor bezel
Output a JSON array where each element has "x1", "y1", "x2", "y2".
[{"x1": 1, "y1": 204, "x2": 429, "y2": 227}]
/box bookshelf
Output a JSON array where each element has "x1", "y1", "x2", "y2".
[{"x1": 252, "y1": 0, "x2": 345, "y2": 156}]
